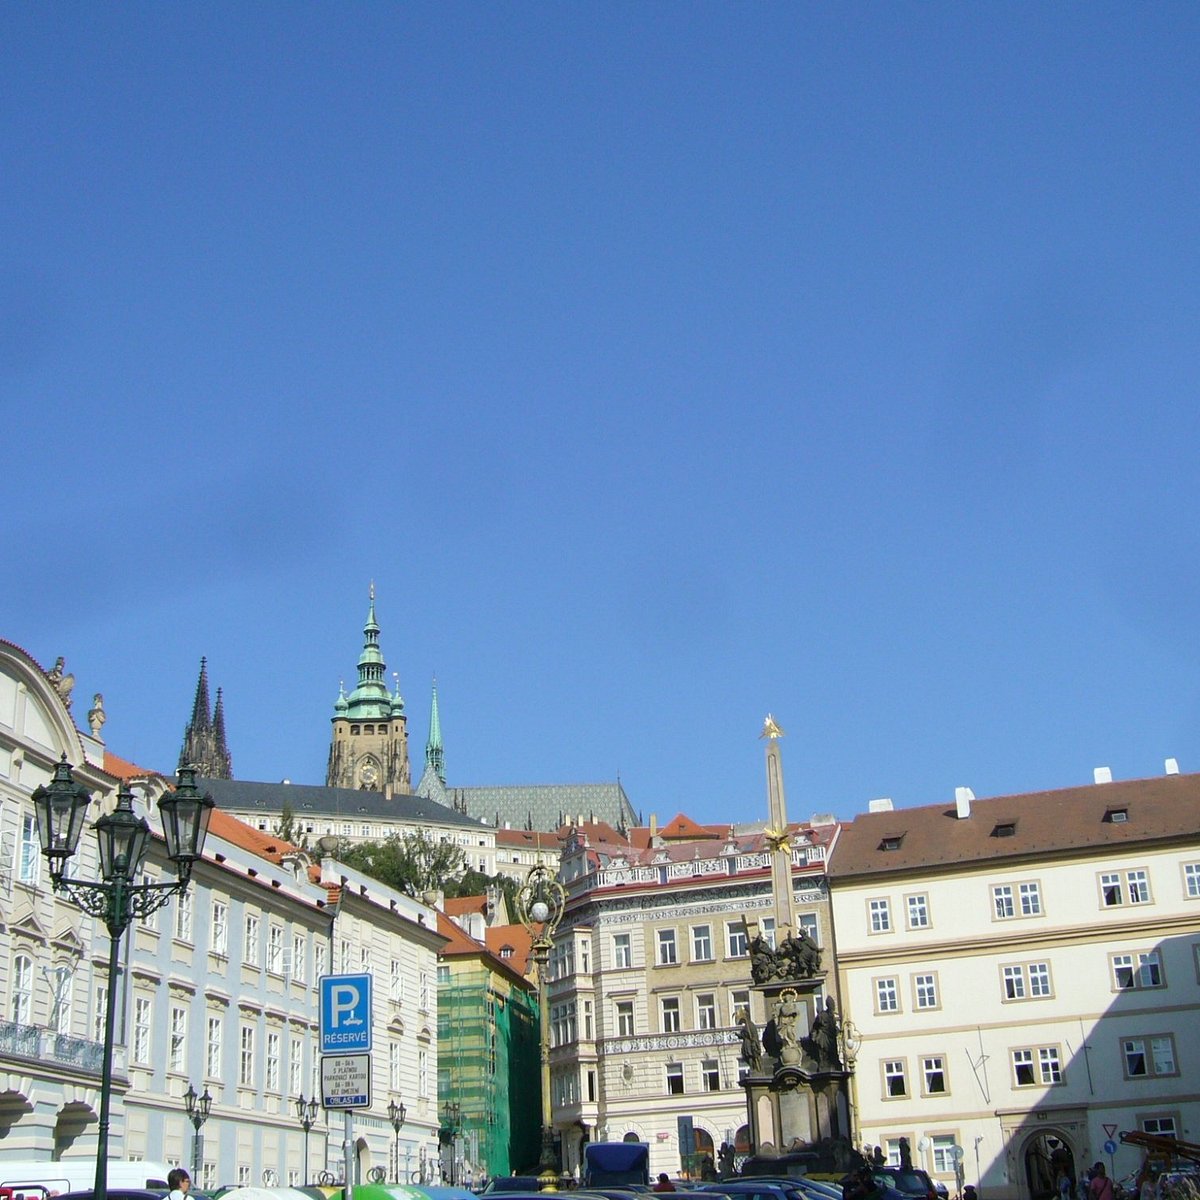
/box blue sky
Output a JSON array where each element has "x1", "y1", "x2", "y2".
[{"x1": 4, "y1": 3, "x2": 1198, "y2": 826}]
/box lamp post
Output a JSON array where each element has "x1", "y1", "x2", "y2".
[
  {"x1": 440, "y1": 1102, "x2": 461, "y2": 1185},
  {"x1": 387, "y1": 1099, "x2": 407, "y2": 1183},
  {"x1": 183, "y1": 1083, "x2": 213, "y2": 1182},
  {"x1": 516, "y1": 862, "x2": 567, "y2": 1183},
  {"x1": 297, "y1": 1095, "x2": 321, "y2": 1185},
  {"x1": 32, "y1": 759, "x2": 213, "y2": 1200}
]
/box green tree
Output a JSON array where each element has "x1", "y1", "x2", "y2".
[{"x1": 337, "y1": 829, "x2": 467, "y2": 897}]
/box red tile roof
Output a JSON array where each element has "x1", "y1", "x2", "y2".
[
  {"x1": 103, "y1": 751, "x2": 162, "y2": 781},
  {"x1": 485, "y1": 922, "x2": 534, "y2": 977}
]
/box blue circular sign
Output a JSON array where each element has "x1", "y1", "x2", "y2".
[{"x1": 1104, "y1": 1140, "x2": 1117, "y2": 1156}]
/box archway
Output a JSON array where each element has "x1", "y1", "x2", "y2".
[{"x1": 1025, "y1": 1132, "x2": 1076, "y2": 1200}]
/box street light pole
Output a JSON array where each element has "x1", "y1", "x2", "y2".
[
  {"x1": 440, "y1": 1102, "x2": 461, "y2": 1185},
  {"x1": 297, "y1": 1095, "x2": 321, "y2": 1185},
  {"x1": 387, "y1": 1099, "x2": 407, "y2": 1183},
  {"x1": 32, "y1": 760, "x2": 213, "y2": 1200},
  {"x1": 183, "y1": 1083, "x2": 213, "y2": 1182},
  {"x1": 516, "y1": 862, "x2": 567, "y2": 1184}
]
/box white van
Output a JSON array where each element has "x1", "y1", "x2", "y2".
[{"x1": 0, "y1": 1159, "x2": 172, "y2": 1198}]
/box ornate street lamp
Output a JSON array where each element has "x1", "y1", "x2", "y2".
[
  {"x1": 296, "y1": 1094, "x2": 321, "y2": 1184},
  {"x1": 388, "y1": 1099, "x2": 407, "y2": 1182},
  {"x1": 183, "y1": 1082, "x2": 213, "y2": 1181},
  {"x1": 516, "y1": 862, "x2": 567, "y2": 1183},
  {"x1": 440, "y1": 1102, "x2": 461, "y2": 1185},
  {"x1": 838, "y1": 1016, "x2": 863, "y2": 1144},
  {"x1": 32, "y1": 759, "x2": 213, "y2": 1200}
]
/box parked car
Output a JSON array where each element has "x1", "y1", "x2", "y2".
[
  {"x1": 870, "y1": 1169, "x2": 939, "y2": 1200},
  {"x1": 480, "y1": 1182, "x2": 545, "y2": 1195}
]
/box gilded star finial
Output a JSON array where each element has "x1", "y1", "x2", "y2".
[
  {"x1": 761, "y1": 714, "x2": 785, "y2": 739},
  {"x1": 764, "y1": 826, "x2": 792, "y2": 853}
]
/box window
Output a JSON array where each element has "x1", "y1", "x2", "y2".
[
  {"x1": 696, "y1": 994, "x2": 717, "y2": 1030},
  {"x1": 1102, "y1": 868, "x2": 1153, "y2": 907},
  {"x1": 1123, "y1": 1036, "x2": 1177, "y2": 1078},
  {"x1": 614, "y1": 933, "x2": 632, "y2": 969},
  {"x1": 239, "y1": 1024, "x2": 255, "y2": 1086},
  {"x1": 730, "y1": 988, "x2": 751, "y2": 1021},
  {"x1": 1003, "y1": 962, "x2": 1052, "y2": 1001},
  {"x1": 174, "y1": 892, "x2": 193, "y2": 941},
  {"x1": 389, "y1": 1041, "x2": 401, "y2": 1091},
  {"x1": 761, "y1": 917, "x2": 776, "y2": 948},
  {"x1": 1029, "y1": 962, "x2": 1052, "y2": 996},
  {"x1": 1141, "y1": 1117, "x2": 1178, "y2": 1139},
  {"x1": 290, "y1": 1034, "x2": 303, "y2": 1095},
  {"x1": 140, "y1": 873, "x2": 159, "y2": 930},
  {"x1": 906, "y1": 894, "x2": 930, "y2": 930},
  {"x1": 1112, "y1": 951, "x2": 1164, "y2": 991},
  {"x1": 1020, "y1": 881, "x2": 1042, "y2": 915},
  {"x1": 922, "y1": 1055, "x2": 946, "y2": 1094},
  {"x1": 665, "y1": 1062, "x2": 684, "y2": 1094},
  {"x1": 583, "y1": 998, "x2": 594, "y2": 1040},
  {"x1": 727, "y1": 923, "x2": 748, "y2": 958},
  {"x1": 993, "y1": 885, "x2": 1015, "y2": 919},
  {"x1": 931, "y1": 1137, "x2": 959, "y2": 1173},
  {"x1": 212, "y1": 901, "x2": 228, "y2": 956},
  {"x1": 243, "y1": 913, "x2": 260, "y2": 966},
  {"x1": 702, "y1": 1058, "x2": 720, "y2": 1092},
  {"x1": 883, "y1": 1059, "x2": 907, "y2": 1097},
  {"x1": 169, "y1": 1005, "x2": 188, "y2": 1073},
  {"x1": 869, "y1": 898, "x2": 892, "y2": 933},
  {"x1": 914, "y1": 973, "x2": 939, "y2": 1010},
  {"x1": 18, "y1": 814, "x2": 40, "y2": 885},
  {"x1": 1013, "y1": 1045, "x2": 1062, "y2": 1086},
  {"x1": 48, "y1": 967, "x2": 72, "y2": 1034},
  {"x1": 419, "y1": 1048, "x2": 429, "y2": 1097},
  {"x1": 419, "y1": 971, "x2": 430, "y2": 1009},
  {"x1": 207, "y1": 1016, "x2": 222, "y2": 1077},
  {"x1": 657, "y1": 929, "x2": 678, "y2": 965},
  {"x1": 134, "y1": 996, "x2": 152, "y2": 1064},
  {"x1": 93, "y1": 985, "x2": 108, "y2": 1043},
  {"x1": 876, "y1": 978, "x2": 899, "y2": 1013},
  {"x1": 292, "y1": 934, "x2": 307, "y2": 983},
  {"x1": 1003, "y1": 965, "x2": 1026, "y2": 1000},
  {"x1": 616, "y1": 1000, "x2": 635, "y2": 1037},
  {"x1": 1184, "y1": 863, "x2": 1200, "y2": 898},
  {"x1": 661, "y1": 997, "x2": 681, "y2": 1033},
  {"x1": 315, "y1": 941, "x2": 328, "y2": 978},
  {"x1": 11, "y1": 954, "x2": 32, "y2": 1023},
  {"x1": 267, "y1": 925, "x2": 284, "y2": 974},
  {"x1": 581, "y1": 938, "x2": 591, "y2": 974},
  {"x1": 692, "y1": 925, "x2": 713, "y2": 961}
]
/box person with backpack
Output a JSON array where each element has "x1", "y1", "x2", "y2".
[{"x1": 1090, "y1": 1163, "x2": 1115, "y2": 1200}]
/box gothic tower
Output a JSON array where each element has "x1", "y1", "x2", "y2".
[
  {"x1": 179, "y1": 657, "x2": 233, "y2": 778},
  {"x1": 425, "y1": 676, "x2": 445, "y2": 785},
  {"x1": 326, "y1": 586, "x2": 411, "y2": 794}
]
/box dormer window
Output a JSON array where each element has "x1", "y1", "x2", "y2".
[
  {"x1": 992, "y1": 821, "x2": 1017, "y2": 838},
  {"x1": 879, "y1": 835, "x2": 904, "y2": 852},
  {"x1": 1105, "y1": 808, "x2": 1129, "y2": 824}
]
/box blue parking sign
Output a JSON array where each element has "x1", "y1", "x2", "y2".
[{"x1": 320, "y1": 974, "x2": 372, "y2": 1055}]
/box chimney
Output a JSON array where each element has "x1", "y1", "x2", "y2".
[
  {"x1": 868, "y1": 798, "x2": 894, "y2": 813},
  {"x1": 649, "y1": 813, "x2": 658, "y2": 837},
  {"x1": 1165, "y1": 758, "x2": 1180, "y2": 775},
  {"x1": 1094, "y1": 766, "x2": 1113, "y2": 784},
  {"x1": 955, "y1": 787, "x2": 974, "y2": 819}
]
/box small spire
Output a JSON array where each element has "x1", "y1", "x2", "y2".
[
  {"x1": 212, "y1": 688, "x2": 233, "y2": 778},
  {"x1": 425, "y1": 676, "x2": 445, "y2": 783},
  {"x1": 190, "y1": 658, "x2": 212, "y2": 732}
]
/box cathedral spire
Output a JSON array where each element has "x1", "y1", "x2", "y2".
[
  {"x1": 190, "y1": 657, "x2": 213, "y2": 734},
  {"x1": 179, "y1": 658, "x2": 233, "y2": 779},
  {"x1": 426, "y1": 677, "x2": 445, "y2": 784}
]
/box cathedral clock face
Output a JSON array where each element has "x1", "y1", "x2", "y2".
[{"x1": 358, "y1": 759, "x2": 379, "y2": 787}]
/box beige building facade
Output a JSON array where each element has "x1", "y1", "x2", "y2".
[{"x1": 828, "y1": 771, "x2": 1200, "y2": 1200}]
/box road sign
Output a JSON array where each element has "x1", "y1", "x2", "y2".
[
  {"x1": 322, "y1": 1052, "x2": 371, "y2": 1109},
  {"x1": 320, "y1": 973, "x2": 373, "y2": 1055},
  {"x1": 1103, "y1": 1124, "x2": 1118, "y2": 1139},
  {"x1": 1104, "y1": 1141, "x2": 1118, "y2": 1156}
]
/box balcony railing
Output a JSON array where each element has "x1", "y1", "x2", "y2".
[
  {"x1": 0, "y1": 1019, "x2": 112, "y2": 1075},
  {"x1": 570, "y1": 844, "x2": 825, "y2": 896}
]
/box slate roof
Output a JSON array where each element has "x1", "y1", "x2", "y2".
[
  {"x1": 451, "y1": 781, "x2": 639, "y2": 833},
  {"x1": 197, "y1": 776, "x2": 488, "y2": 831},
  {"x1": 828, "y1": 770, "x2": 1200, "y2": 879}
]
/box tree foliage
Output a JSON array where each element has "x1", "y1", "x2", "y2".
[{"x1": 336, "y1": 829, "x2": 467, "y2": 898}]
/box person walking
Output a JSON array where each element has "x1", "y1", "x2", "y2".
[
  {"x1": 165, "y1": 1169, "x2": 191, "y2": 1200},
  {"x1": 1090, "y1": 1163, "x2": 1115, "y2": 1200}
]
